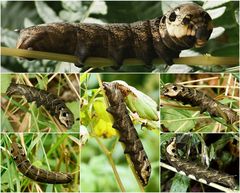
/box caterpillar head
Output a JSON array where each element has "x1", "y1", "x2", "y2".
[
  {"x1": 58, "y1": 107, "x2": 75, "y2": 129},
  {"x1": 162, "y1": 83, "x2": 183, "y2": 97},
  {"x1": 11, "y1": 142, "x2": 26, "y2": 162},
  {"x1": 103, "y1": 82, "x2": 124, "y2": 106},
  {"x1": 166, "y1": 137, "x2": 177, "y2": 159},
  {"x1": 160, "y1": 3, "x2": 213, "y2": 49}
]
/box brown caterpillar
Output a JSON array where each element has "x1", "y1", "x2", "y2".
[
  {"x1": 11, "y1": 142, "x2": 73, "y2": 184},
  {"x1": 161, "y1": 83, "x2": 239, "y2": 124},
  {"x1": 6, "y1": 83, "x2": 74, "y2": 129},
  {"x1": 165, "y1": 137, "x2": 237, "y2": 189},
  {"x1": 16, "y1": 3, "x2": 212, "y2": 70},
  {"x1": 103, "y1": 82, "x2": 151, "y2": 186}
]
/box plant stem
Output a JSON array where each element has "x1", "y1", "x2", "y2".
[
  {"x1": 160, "y1": 162, "x2": 237, "y2": 193},
  {"x1": 124, "y1": 152, "x2": 145, "y2": 192},
  {"x1": 1, "y1": 47, "x2": 238, "y2": 68},
  {"x1": 94, "y1": 137, "x2": 126, "y2": 192}
]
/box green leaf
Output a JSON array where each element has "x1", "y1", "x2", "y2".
[
  {"x1": 160, "y1": 133, "x2": 175, "y2": 146},
  {"x1": 1, "y1": 28, "x2": 18, "y2": 48},
  {"x1": 0, "y1": 74, "x2": 13, "y2": 93},
  {"x1": 209, "y1": 144, "x2": 216, "y2": 160},
  {"x1": 170, "y1": 173, "x2": 190, "y2": 192},
  {"x1": 161, "y1": 108, "x2": 196, "y2": 132},
  {"x1": 196, "y1": 123, "x2": 216, "y2": 132},
  {"x1": 210, "y1": 27, "x2": 225, "y2": 39},
  {"x1": 35, "y1": 1, "x2": 62, "y2": 23},
  {"x1": 113, "y1": 80, "x2": 159, "y2": 121},
  {"x1": 59, "y1": 10, "x2": 84, "y2": 22},
  {"x1": 203, "y1": 0, "x2": 231, "y2": 9},
  {"x1": 61, "y1": 1, "x2": 83, "y2": 12},
  {"x1": 1, "y1": 109, "x2": 13, "y2": 132},
  {"x1": 88, "y1": 1, "x2": 107, "y2": 15},
  {"x1": 207, "y1": 6, "x2": 226, "y2": 20},
  {"x1": 161, "y1": 1, "x2": 192, "y2": 14},
  {"x1": 24, "y1": 18, "x2": 35, "y2": 28},
  {"x1": 235, "y1": 9, "x2": 239, "y2": 24},
  {"x1": 66, "y1": 101, "x2": 80, "y2": 126},
  {"x1": 219, "y1": 98, "x2": 237, "y2": 104}
]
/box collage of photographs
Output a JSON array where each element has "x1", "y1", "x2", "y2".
[{"x1": 0, "y1": 1, "x2": 239, "y2": 193}]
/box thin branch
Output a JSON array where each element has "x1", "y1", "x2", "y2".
[
  {"x1": 1, "y1": 47, "x2": 238, "y2": 68},
  {"x1": 94, "y1": 137, "x2": 126, "y2": 192},
  {"x1": 160, "y1": 162, "x2": 237, "y2": 193},
  {"x1": 63, "y1": 73, "x2": 81, "y2": 100},
  {"x1": 1, "y1": 47, "x2": 78, "y2": 63},
  {"x1": 124, "y1": 153, "x2": 145, "y2": 192}
]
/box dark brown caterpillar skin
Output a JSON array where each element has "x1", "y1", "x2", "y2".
[
  {"x1": 162, "y1": 83, "x2": 239, "y2": 124},
  {"x1": 11, "y1": 142, "x2": 73, "y2": 184},
  {"x1": 6, "y1": 83, "x2": 74, "y2": 129},
  {"x1": 103, "y1": 82, "x2": 151, "y2": 186},
  {"x1": 166, "y1": 137, "x2": 237, "y2": 189},
  {"x1": 16, "y1": 3, "x2": 212, "y2": 69}
]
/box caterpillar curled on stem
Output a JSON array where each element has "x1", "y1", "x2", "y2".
[
  {"x1": 6, "y1": 83, "x2": 74, "y2": 129},
  {"x1": 16, "y1": 3, "x2": 212, "y2": 70},
  {"x1": 165, "y1": 137, "x2": 237, "y2": 189},
  {"x1": 161, "y1": 83, "x2": 239, "y2": 124},
  {"x1": 103, "y1": 82, "x2": 151, "y2": 186},
  {"x1": 11, "y1": 142, "x2": 73, "y2": 184}
]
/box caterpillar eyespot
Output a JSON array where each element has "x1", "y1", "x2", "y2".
[
  {"x1": 165, "y1": 136, "x2": 237, "y2": 189},
  {"x1": 103, "y1": 82, "x2": 151, "y2": 186},
  {"x1": 11, "y1": 142, "x2": 73, "y2": 184},
  {"x1": 162, "y1": 83, "x2": 238, "y2": 124},
  {"x1": 6, "y1": 83, "x2": 74, "y2": 129},
  {"x1": 16, "y1": 3, "x2": 212, "y2": 70}
]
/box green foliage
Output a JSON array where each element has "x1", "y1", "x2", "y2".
[
  {"x1": 170, "y1": 174, "x2": 190, "y2": 192},
  {"x1": 1, "y1": 133, "x2": 80, "y2": 192},
  {"x1": 161, "y1": 108, "x2": 197, "y2": 132}
]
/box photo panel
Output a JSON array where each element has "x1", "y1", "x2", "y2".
[
  {"x1": 1, "y1": 1, "x2": 238, "y2": 73},
  {"x1": 80, "y1": 73, "x2": 160, "y2": 192},
  {"x1": 1, "y1": 73, "x2": 80, "y2": 132},
  {"x1": 1, "y1": 132, "x2": 80, "y2": 192},
  {"x1": 160, "y1": 73, "x2": 239, "y2": 132},
  {"x1": 160, "y1": 133, "x2": 239, "y2": 192}
]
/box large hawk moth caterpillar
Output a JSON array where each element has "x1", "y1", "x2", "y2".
[
  {"x1": 11, "y1": 142, "x2": 73, "y2": 184},
  {"x1": 103, "y1": 82, "x2": 151, "y2": 186},
  {"x1": 161, "y1": 83, "x2": 239, "y2": 124},
  {"x1": 16, "y1": 3, "x2": 212, "y2": 70},
  {"x1": 6, "y1": 83, "x2": 74, "y2": 129},
  {"x1": 165, "y1": 136, "x2": 237, "y2": 189}
]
